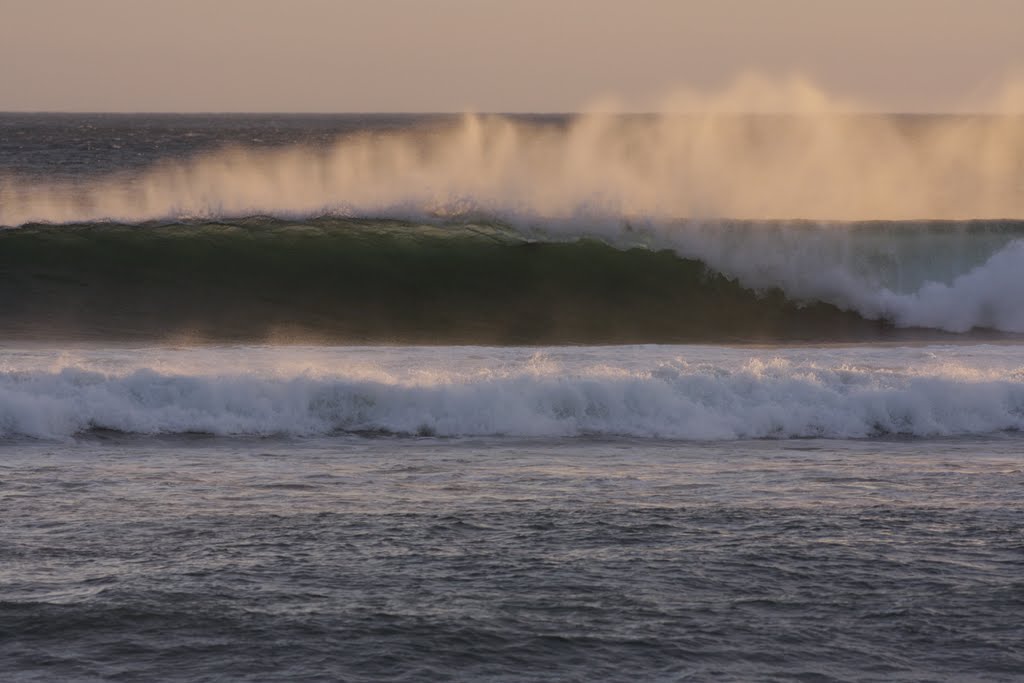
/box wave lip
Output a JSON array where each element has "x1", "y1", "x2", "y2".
[{"x1": 3, "y1": 353, "x2": 1023, "y2": 440}]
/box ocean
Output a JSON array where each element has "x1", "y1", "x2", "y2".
[{"x1": 1, "y1": 113, "x2": 1023, "y2": 681}]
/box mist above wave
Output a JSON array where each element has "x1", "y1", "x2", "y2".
[
  {"x1": 3, "y1": 76, "x2": 1024, "y2": 337},
  {"x1": 2, "y1": 77, "x2": 1024, "y2": 227}
]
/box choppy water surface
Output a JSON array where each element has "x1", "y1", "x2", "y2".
[{"x1": 2, "y1": 434, "x2": 1022, "y2": 682}]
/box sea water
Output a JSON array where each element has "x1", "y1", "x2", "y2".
[
  {"x1": 1, "y1": 343, "x2": 1022, "y2": 681},
  {"x1": 1, "y1": 114, "x2": 1023, "y2": 681}
]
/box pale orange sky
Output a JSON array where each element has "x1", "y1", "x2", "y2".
[{"x1": 1, "y1": 0, "x2": 1022, "y2": 112}]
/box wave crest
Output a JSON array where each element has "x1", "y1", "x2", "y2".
[{"x1": 3, "y1": 349, "x2": 1023, "y2": 440}]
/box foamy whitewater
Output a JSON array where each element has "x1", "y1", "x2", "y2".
[
  {"x1": 3, "y1": 345, "x2": 1024, "y2": 440},
  {"x1": 2, "y1": 101, "x2": 1024, "y2": 681}
]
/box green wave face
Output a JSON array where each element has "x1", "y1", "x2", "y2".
[{"x1": 0, "y1": 217, "x2": 1020, "y2": 344}]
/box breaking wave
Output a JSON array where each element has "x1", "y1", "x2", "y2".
[
  {"x1": 2, "y1": 88, "x2": 1023, "y2": 341},
  {"x1": 2, "y1": 348, "x2": 1023, "y2": 440},
  {"x1": 1, "y1": 217, "x2": 1023, "y2": 341}
]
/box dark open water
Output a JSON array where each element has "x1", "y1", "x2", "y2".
[{"x1": 3, "y1": 435, "x2": 1023, "y2": 682}]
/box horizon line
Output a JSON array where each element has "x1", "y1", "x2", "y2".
[{"x1": 1, "y1": 109, "x2": 1019, "y2": 117}]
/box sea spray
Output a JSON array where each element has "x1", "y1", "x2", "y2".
[{"x1": 2, "y1": 78, "x2": 1024, "y2": 226}]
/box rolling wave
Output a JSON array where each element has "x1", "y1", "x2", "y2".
[
  {"x1": 1, "y1": 217, "x2": 1022, "y2": 342},
  {"x1": 2, "y1": 347, "x2": 1022, "y2": 440},
  {"x1": 3, "y1": 107, "x2": 1022, "y2": 342}
]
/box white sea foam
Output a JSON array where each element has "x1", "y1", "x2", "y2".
[
  {"x1": 1, "y1": 345, "x2": 1022, "y2": 440},
  {"x1": 652, "y1": 225, "x2": 1024, "y2": 333}
]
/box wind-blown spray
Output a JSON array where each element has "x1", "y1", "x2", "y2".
[{"x1": 2, "y1": 76, "x2": 1023, "y2": 226}]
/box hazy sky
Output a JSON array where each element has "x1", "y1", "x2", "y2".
[{"x1": 1, "y1": 0, "x2": 1022, "y2": 112}]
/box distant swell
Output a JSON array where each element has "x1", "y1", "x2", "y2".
[{"x1": 1, "y1": 217, "x2": 1024, "y2": 342}]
